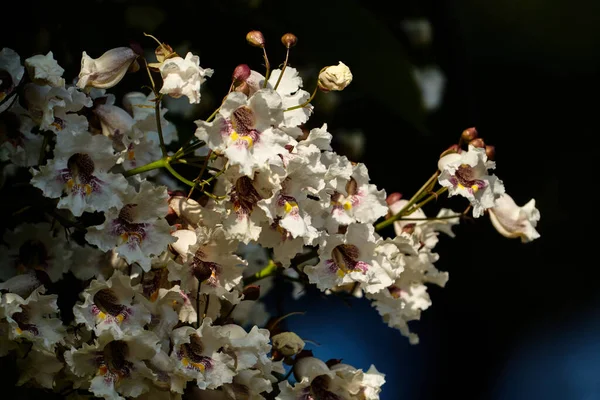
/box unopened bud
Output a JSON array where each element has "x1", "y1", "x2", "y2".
[
  {"x1": 386, "y1": 192, "x2": 403, "y2": 206},
  {"x1": 461, "y1": 127, "x2": 478, "y2": 142},
  {"x1": 469, "y1": 138, "x2": 485, "y2": 148},
  {"x1": 242, "y1": 285, "x2": 260, "y2": 301},
  {"x1": 318, "y1": 62, "x2": 353, "y2": 92},
  {"x1": 77, "y1": 47, "x2": 138, "y2": 89},
  {"x1": 281, "y1": 33, "x2": 298, "y2": 48},
  {"x1": 439, "y1": 144, "x2": 460, "y2": 159},
  {"x1": 485, "y1": 145, "x2": 495, "y2": 160},
  {"x1": 246, "y1": 31, "x2": 265, "y2": 47},
  {"x1": 232, "y1": 64, "x2": 251, "y2": 83},
  {"x1": 272, "y1": 332, "x2": 305, "y2": 357},
  {"x1": 155, "y1": 43, "x2": 177, "y2": 63}
]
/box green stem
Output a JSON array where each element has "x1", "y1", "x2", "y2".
[
  {"x1": 163, "y1": 162, "x2": 197, "y2": 187},
  {"x1": 285, "y1": 84, "x2": 318, "y2": 111},
  {"x1": 273, "y1": 47, "x2": 290, "y2": 91},
  {"x1": 404, "y1": 187, "x2": 448, "y2": 216},
  {"x1": 154, "y1": 94, "x2": 168, "y2": 157},
  {"x1": 244, "y1": 260, "x2": 279, "y2": 285},
  {"x1": 123, "y1": 158, "x2": 166, "y2": 177},
  {"x1": 374, "y1": 171, "x2": 439, "y2": 231}
]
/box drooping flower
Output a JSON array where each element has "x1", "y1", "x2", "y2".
[
  {"x1": 77, "y1": 47, "x2": 138, "y2": 89},
  {"x1": 159, "y1": 52, "x2": 213, "y2": 104},
  {"x1": 488, "y1": 193, "x2": 540, "y2": 243}
]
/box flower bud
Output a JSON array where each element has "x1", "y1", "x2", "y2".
[
  {"x1": 386, "y1": 192, "x2": 403, "y2": 206},
  {"x1": 485, "y1": 145, "x2": 495, "y2": 160},
  {"x1": 246, "y1": 31, "x2": 265, "y2": 47},
  {"x1": 318, "y1": 62, "x2": 353, "y2": 92},
  {"x1": 469, "y1": 138, "x2": 485, "y2": 148},
  {"x1": 155, "y1": 43, "x2": 177, "y2": 64},
  {"x1": 461, "y1": 127, "x2": 478, "y2": 142},
  {"x1": 439, "y1": 144, "x2": 460, "y2": 159},
  {"x1": 242, "y1": 285, "x2": 260, "y2": 301},
  {"x1": 281, "y1": 33, "x2": 298, "y2": 48},
  {"x1": 232, "y1": 64, "x2": 251, "y2": 83},
  {"x1": 77, "y1": 47, "x2": 138, "y2": 90},
  {"x1": 272, "y1": 332, "x2": 305, "y2": 357}
]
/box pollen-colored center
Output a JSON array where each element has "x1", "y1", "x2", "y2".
[
  {"x1": 230, "y1": 106, "x2": 260, "y2": 147},
  {"x1": 180, "y1": 334, "x2": 213, "y2": 372},
  {"x1": 101, "y1": 340, "x2": 133, "y2": 379},
  {"x1": 329, "y1": 244, "x2": 369, "y2": 277}
]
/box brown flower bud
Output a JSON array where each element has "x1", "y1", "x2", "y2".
[
  {"x1": 242, "y1": 285, "x2": 260, "y2": 301},
  {"x1": 281, "y1": 33, "x2": 298, "y2": 48},
  {"x1": 469, "y1": 138, "x2": 485, "y2": 148},
  {"x1": 461, "y1": 127, "x2": 478, "y2": 142},
  {"x1": 246, "y1": 31, "x2": 265, "y2": 47},
  {"x1": 485, "y1": 145, "x2": 495, "y2": 160},
  {"x1": 155, "y1": 43, "x2": 177, "y2": 63},
  {"x1": 386, "y1": 192, "x2": 403, "y2": 206},
  {"x1": 232, "y1": 64, "x2": 251, "y2": 83}
]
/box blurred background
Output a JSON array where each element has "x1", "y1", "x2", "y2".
[{"x1": 2, "y1": 0, "x2": 598, "y2": 399}]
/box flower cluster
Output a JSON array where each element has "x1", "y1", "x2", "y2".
[{"x1": 0, "y1": 30, "x2": 539, "y2": 399}]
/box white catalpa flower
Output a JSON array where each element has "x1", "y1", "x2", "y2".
[
  {"x1": 139, "y1": 285, "x2": 182, "y2": 352},
  {"x1": 246, "y1": 67, "x2": 313, "y2": 128},
  {"x1": 195, "y1": 90, "x2": 291, "y2": 177},
  {"x1": 170, "y1": 319, "x2": 236, "y2": 390},
  {"x1": 77, "y1": 47, "x2": 138, "y2": 90},
  {"x1": 329, "y1": 363, "x2": 386, "y2": 400},
  {"x1": 257, "y1": 222, "x2": 306, "y2": 268},
  {"x1": 277, "y1": 357, "x2": 336, "y2": 400},
  {"x1": 305, "y1": 223, "x2": 392, "y2": 294},
  {"x1": 0, "y1": 48, "x2": 24, "y2": 105},
  {"x1": 23, "y1": 83, "x2": 91, "y2": 133},
  {"x1": 73, "y1": 270, "x2": 152, "y2": 338},
  {"x1": 0, "y1": 104, "x2": 45, "y2": 167},
  {"x1": 159, "y1": 52, "x2": 213, "y2": 104},
  {"x1": 212, "y1": 323, "x2": 272, "y2": 372},
  {"x1": 25, "y1": 51, "x2": 65, "y2": 87},
  {"x1": 216, "y1": 168, "x2": 280, "y2": 243},
  {"x1": 222, "y1": 369, "x2": 274, "y2": 400},
  {"x1": 317, "y1": 62, "x2": 353, "y2": 92},
  {"x1": 65, "y1": 330, "x2": 160, "y2": 400},
  {"x1": 488, "y1": 193, "x2": 540, "y2": 243},
  {"x1": 30, "y1": 131, "x2": 129, "y2": 216},
  {"x1": 0, "y1": 222, "x2": 71, "y2": 283},
  {"x1": 325, "y1": 162, "x2": 388, "y2": 233},
  {"x1": 169, "y1": 226, "x2": 246, "y2": 297},
  {"x1": 3, "y1": 287, "x2": 66, "y2": 352},
  {"x1": 86, "y1": 181, "x2": 175, "y2": 271},
  {"x1": 16, "y1": 348, "x2": 64, "y2": 389},
  {"x1": 368, "y1": 238, "x2": 448, "y2": 344},
  {"x1": 438, "y1": 145, "x2": 505, "y2": 217}
]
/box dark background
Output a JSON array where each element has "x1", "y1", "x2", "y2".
[{"x1": 2, "y1": 0, "x2": 598, "y2": 399}]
